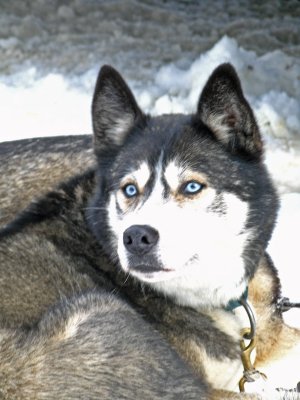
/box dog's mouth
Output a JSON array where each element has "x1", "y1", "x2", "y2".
[
  {"x1": 130, "y1": 264, "x2": 174, "y2": 273},
  {"x1": 125, "y1": 252, "x2": 174, "y2": 277},
  {"x1": 124, "y1": 254, "x2": 200, "y2": 283}
]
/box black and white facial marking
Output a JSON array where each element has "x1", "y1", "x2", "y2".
[{"x1": 89, "y1": 64, "x2": 279, "y2": 309}]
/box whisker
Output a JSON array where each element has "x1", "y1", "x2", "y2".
[
  {"x1": 82, "y1": 207, "x2": 106, "y2": 211},
  {"x1": 92, "y1": 220, "x2": 102, "y2": 227},
  {"x1": 121, "y1": 271, "x2": 131, "y2": 286}
]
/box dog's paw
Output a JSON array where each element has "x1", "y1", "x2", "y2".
[
  {"x1": 275, "y1": 387, "x2": 300, "y2": 400},
  {"x1": 244, "y1": 381, "x2": 300, "y2": 400}
]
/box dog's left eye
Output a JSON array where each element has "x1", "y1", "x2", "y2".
[
  {"x1": 183, "y1": 181, "x2": 203, "y2": 195},
  {"x1": 122, "y1": 184, "x2": 138, "y2": 198}
]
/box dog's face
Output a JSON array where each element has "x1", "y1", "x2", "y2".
[{"x1": 88, "y1": 64, "x2": 278, "y2": 309}]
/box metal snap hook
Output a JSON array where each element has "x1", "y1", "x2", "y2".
[{"x1": 239, "y1": 297, "x2": 256, "y2": 340}]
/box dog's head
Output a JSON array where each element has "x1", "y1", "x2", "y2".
[{"x1": 88, "y1": 64, "x2": 278, "y2": 309}]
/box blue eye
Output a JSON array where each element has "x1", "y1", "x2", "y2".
[
  {"x1": 183, "y1": 181, "x2": 203, "y2": 195},
  {"x1": 123, "y1": 184, "x2": 138, "y2": 198}
]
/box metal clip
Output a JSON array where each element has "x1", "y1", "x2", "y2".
[
  {"x1": 277, "y1": 297, "x2": 300, "y2": 313},
  {"x1": 239, "y1": 328, "x2": 267, "y2": 392}
]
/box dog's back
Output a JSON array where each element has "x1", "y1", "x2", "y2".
[
  {"x1": 0, "y1": 135, "x2": 93, "y2": 226},
  {"x1": 0, "y1": 291, "x2": 207, "y2": 400}
]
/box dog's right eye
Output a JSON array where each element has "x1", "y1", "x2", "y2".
[{"x1": 122, "y1": 184, "x2": 138, "y2": 198}]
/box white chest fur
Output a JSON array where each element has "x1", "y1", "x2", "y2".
[{"x1": 205, "y1": 305, "x2": 255, "y2": 392}]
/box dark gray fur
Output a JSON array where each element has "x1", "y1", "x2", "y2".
[
  {"x1": 0, "y1": 291, "x2": 207, "y2": 399},
  {"x1": 0, "y1": 135, "x2": 94, "y2": 227}
]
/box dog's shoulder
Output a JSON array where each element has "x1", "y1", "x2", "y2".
[
  {"x1": 0, "y1": 167, "x2": 96, "y2": 239},
  {"x1": 0, "y1": 135, "x2": 94, "y2": 226}
]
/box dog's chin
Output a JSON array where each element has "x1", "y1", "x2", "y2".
[{"x1": 124, "y1": 265, "x2": 179, "y2": 283}]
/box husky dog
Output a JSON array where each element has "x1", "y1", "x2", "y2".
[{"x1": 0, "y1": 63, "x2": 299, "y2": 399}]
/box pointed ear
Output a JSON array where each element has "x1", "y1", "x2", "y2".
[
  {"x1": 197, "y1": 63, "x2": 263, "y2": 159},
  {"x1": 92, "y1": 65, "x2": 143, "y2": 153}
]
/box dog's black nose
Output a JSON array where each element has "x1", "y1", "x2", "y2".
[{"x1": 123, "y1": 225, "x2": 159, "y2": 256}]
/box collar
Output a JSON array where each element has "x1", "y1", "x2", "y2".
[
  {"x1": 225, "y1": 286, "x2": 256, "y2": 341},
  {"x1": 225, "y1": 287, "x2": 249, "y2": 312}
]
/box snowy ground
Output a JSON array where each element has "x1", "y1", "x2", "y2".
[{"x1": 0, "y1": 0, "x2": 299, "y2": 327}]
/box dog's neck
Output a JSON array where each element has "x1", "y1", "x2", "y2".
[
  {"x1": 209, "y1": 287, "x2": 254, "y2": 335},
  {"x1": 195, "y1": 290, "x2": 256, "y2": 392}
]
